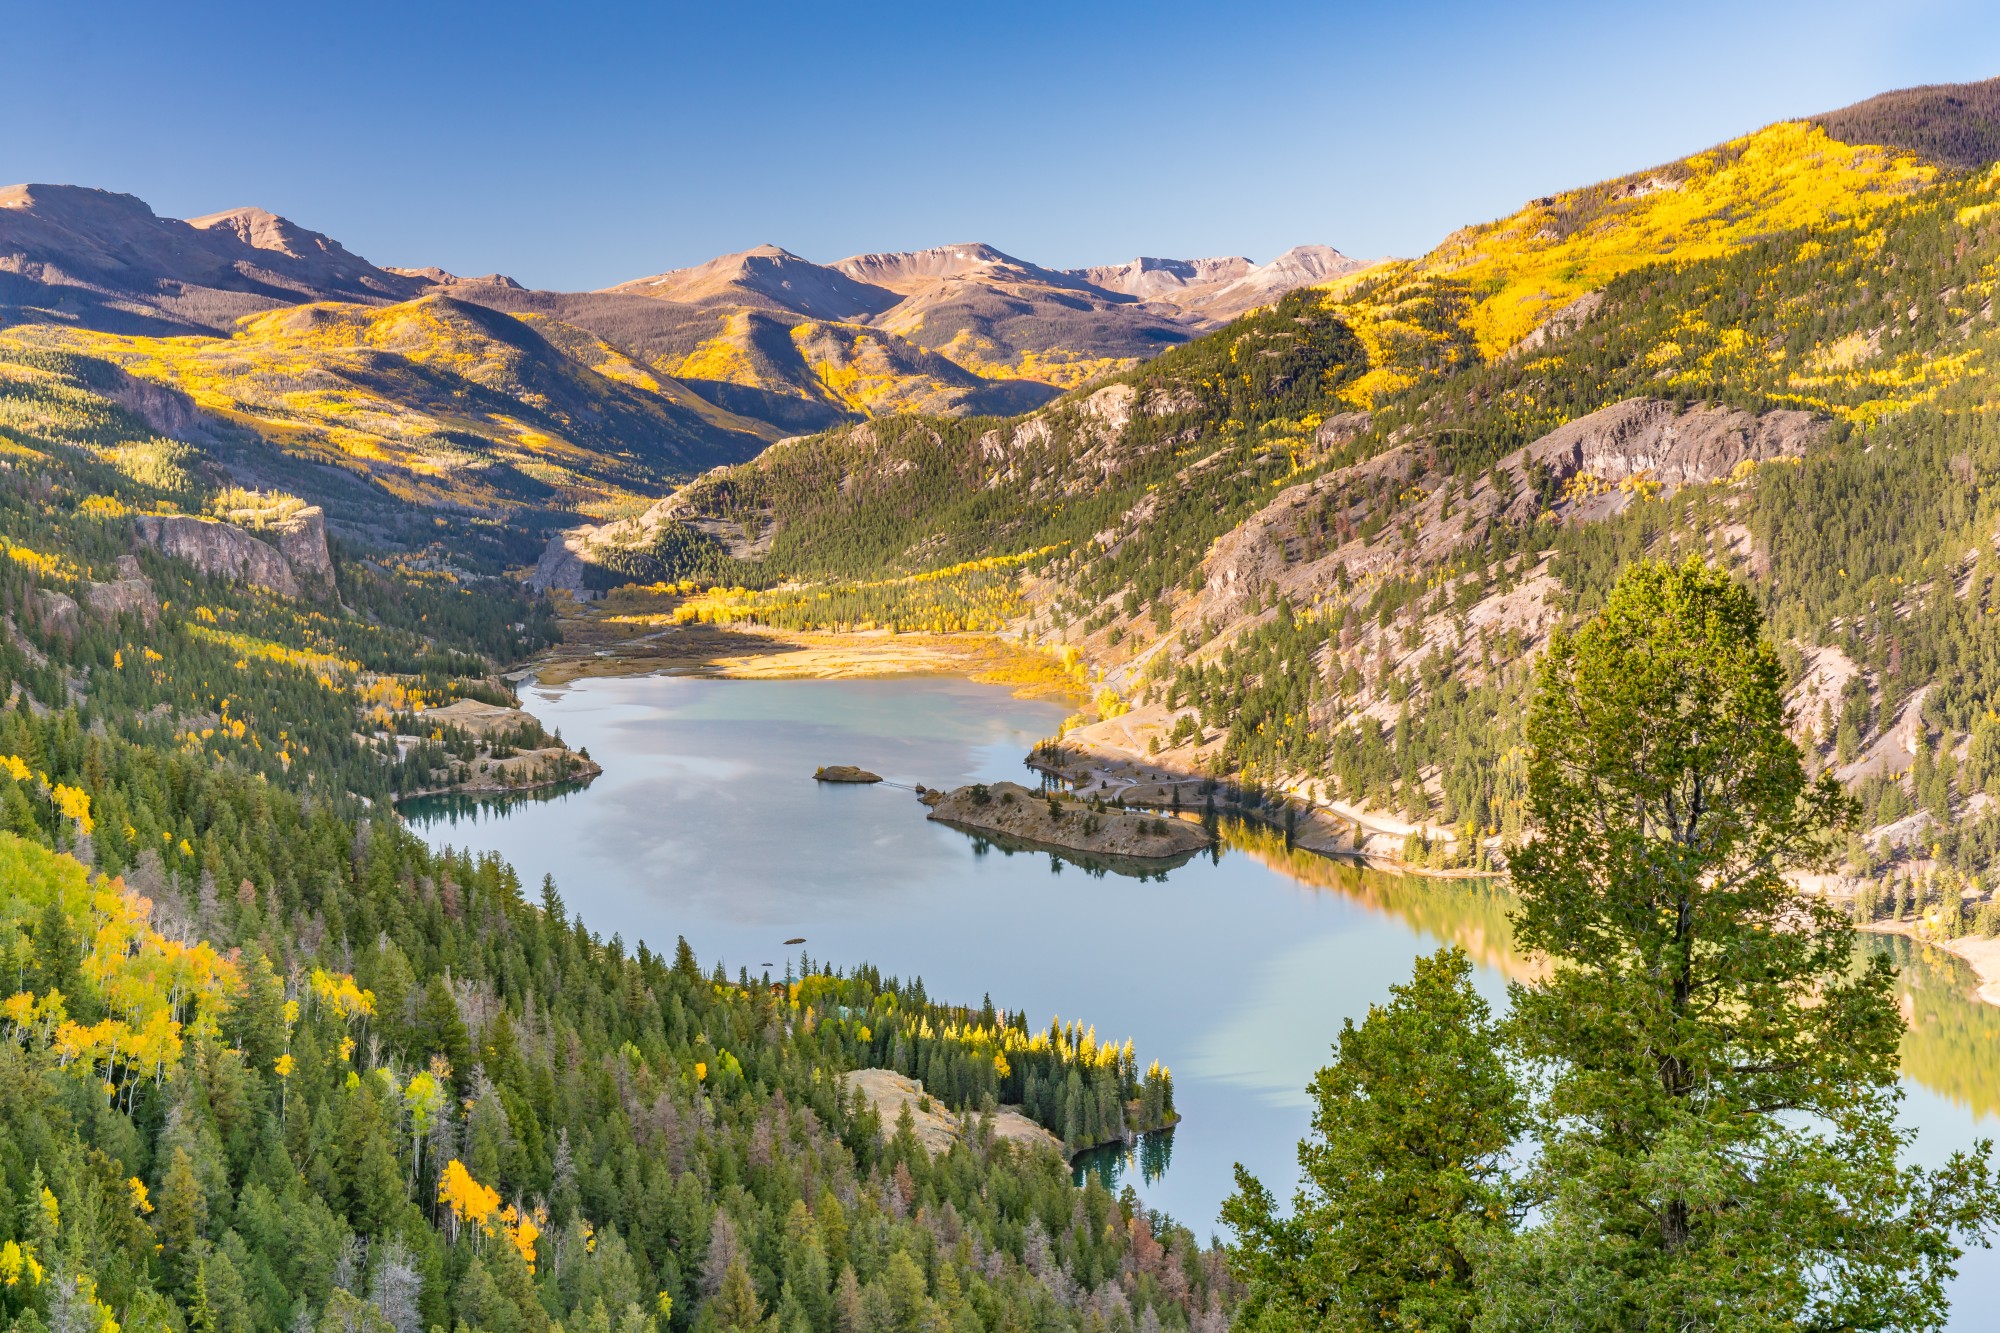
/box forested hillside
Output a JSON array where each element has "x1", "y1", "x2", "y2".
[
  {"x1": 0, "y1": 334, "x2": 1211, "y2": 1333},
  {"x1": 560, "y1": 78, "x2": 2000, "y2": 908}
]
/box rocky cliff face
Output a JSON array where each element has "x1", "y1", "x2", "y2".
[
  {"x1": 264, "y1": 507, "x2": 334, "y2": 587},
  {"x1": 132, "y1": 507, "x2": 332, "y2": 598},
  {"x1": 34, "y1": 565, "x2": 158, "y2": 634},
  {"x1": 84, "y1": 572, "x2": 159, "y2": 624},
  {"x1": 1194, "y1": 398, "x2": 1827, "y2": 629},
  {"x1": 1519, "y1": 397, "x2": 1821, "y2": 492}
]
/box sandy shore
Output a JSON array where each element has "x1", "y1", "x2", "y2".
[{"x1": 534, "y1": 608, "x2": 1084, "y2": 697}]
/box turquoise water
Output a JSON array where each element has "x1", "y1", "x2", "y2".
[{"x1": 404, "y1": 672, "x2": 2000, "y2": 1320}]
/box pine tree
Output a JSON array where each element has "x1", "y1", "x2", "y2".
[
  {"x1": 1224, "y1": 947, "x2": 1520, "y2": 1333},
  {"x1": 1494, "y1": 557, "x2": 2000, "y2": 1332},
  {"x1": 156, "y1": 1146, "x2": 208, "y2": 1295},
  {"x1": 711, "y1": 1257, "x2": 765, "y2": 1333}
]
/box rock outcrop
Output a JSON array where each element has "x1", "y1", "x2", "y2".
[
  {"x1": 924, "y1": 780, "x2": 1212, "y2": 858},
  {"x1": 133, "y1": 507, "x2": 332, "y2": 598},
  {"x1": 841, "y1": 1069, "x2": 1062, "y2": 1158},
  {"x1": 1196, "y1": 397, "x2": 1826, "y2": 629},
  {"x1": 263, "y1": 507, "x2": 334, "y2": 587},
  {"x1": 84, "y1": 574, "x2": 159, "y2": 624},
  {"x1": 1516, "y1": 397, "x2": 1822, "y2": 496}
]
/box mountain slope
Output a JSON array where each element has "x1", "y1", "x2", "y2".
[
  {"x1": 1329, "y1": 119, "x2": 1936, "y2": 396},
  {"x1": 0, "y1": 188, "x2": 769, "y2": 532},
  {"x1": 557, "y1": 81, "x2": 2000, "y2": 904},
  {"x1": 1813, "y1": 74, "x2": 2000, "y2": 171},
  {"x1": 24, "y1": 293, "x2": 767, "y2": 518},
  {"x1": 0, "y1": 184, "x2": 429, "y2": 333},
  {"x1": 608, "y1": 242, "x2": 901, "y2": 318}
]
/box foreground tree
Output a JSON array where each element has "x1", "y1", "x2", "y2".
[
  {"x1": 1489, "y1": 557, "x2": 1997, "y2": 1331},
  {"x1": 1224, "y1": 947, "x2": 1522, "y2": 1333}
]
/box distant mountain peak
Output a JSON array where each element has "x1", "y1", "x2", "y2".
[
  {"x1": 603, "y1": 245, "x2": 900, "y2": 320},
  {"x1": 1072, "y1": 245, "x2": 1368, "y2": 319},
  {"x1": 187, "y1": 205, "x2": 360, "y2": 266},
  {"x1": 0, "y1": 182, "x2": 426, "y2": 333},
  {"x1": 830, "y1": 242, "x2": 1043, "y2": 290},
  {"x1": 387, "y1": 266, "x2": 521, "y2": 289}
]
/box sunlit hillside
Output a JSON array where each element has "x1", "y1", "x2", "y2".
[
  {"x1": 556, "y1": 78, "x2": 2000, "y2": 902},
  {"x1": 664, "y1": 309, "x2": 1062, "y2": 421},
  {"x1": 14, "y1": 294, "x2": 764, "y2": 518},
  {"x1": 1330, "y1": 120, "x2": 1939, "y2": 402}
]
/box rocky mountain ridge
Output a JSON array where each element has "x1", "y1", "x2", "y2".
[
  {"x1": 0, "y1": 182, "x2": 1353, "y2": 477},
  {"x1": 0, "y1": 184, "x2": 428, "y2": 334}
]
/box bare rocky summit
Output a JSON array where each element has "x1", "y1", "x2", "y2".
[{"x1": 0, "y1": 184, "x2": 428, "y2": 333}]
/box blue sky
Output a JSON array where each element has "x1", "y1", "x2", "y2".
[{"x1": 4, "y1": 0, "x2": 1997, "y2": 289}]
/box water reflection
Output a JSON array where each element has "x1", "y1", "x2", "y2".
[
  {"x1": 1074, "y1": 1129, "x2": 1177, "y2": 1195},
  {"x1": 1865, "y1": 934, "x2": 2000, "y2": 1120},
  {"x1": 1220, "y1": 821, "x2": 1544, "y2": 983},
  {"x1": 398, "y1": 779, "x2": 595, "y2": 824},
  {"x1": 953, "y1": 826, "x2": 1195, "y2": 880}
]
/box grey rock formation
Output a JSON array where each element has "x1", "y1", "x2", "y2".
[
  {"x1": 1518, "y1": 397, "x2": 1822, "y2": 494},
  {"x1": 132, "y1": 507, "x2": 332, "y2": 598},
  {"x1": 265, "y1": 507, "x2": 334, "y2": 587},
  {"x1": 84, "y1": 576, "x2": 159, "y2": 624}
]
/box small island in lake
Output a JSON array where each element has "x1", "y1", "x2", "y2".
[
  {"x1": 815, "y1": 765, "x2": 883, "y2": 783},
  {"x1": 924, "y1": 780, "x2": 1213, "y2": 858}
]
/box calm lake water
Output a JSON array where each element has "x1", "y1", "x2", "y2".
[{"x1": 405, "y1": 672, "x2": 2000, "y2": 1323}]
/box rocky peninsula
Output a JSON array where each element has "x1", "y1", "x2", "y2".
[{"x1": 923, "y1": 780, "x2": 1212, "y2": 859}]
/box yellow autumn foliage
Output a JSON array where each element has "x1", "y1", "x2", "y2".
[
  {"x1": 1337, "y1": 121, "x2": 1936, "y2": 363},
  {"x1": 0, "y1": 834, "x2": 370, "y2": 1103}
]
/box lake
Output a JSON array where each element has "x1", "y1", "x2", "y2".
[{"x1": 404, "y1": 671, "x2": 2000, "y2": 1323}]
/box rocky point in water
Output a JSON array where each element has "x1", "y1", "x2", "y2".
[{"x1": 923, "y1": 780, "x2": 1212, "y2": 858}]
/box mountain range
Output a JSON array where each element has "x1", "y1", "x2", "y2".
[
  {"x1": 0, "y1": 184, "x2": 1358, "y2": 497},
  {"x1": 374, "y1": 240, "x2": 1363, "y2": 433}
]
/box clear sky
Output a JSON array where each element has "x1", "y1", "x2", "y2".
[{"x1": 5, "y1": 0, "x2": 1997, "y2": 290}]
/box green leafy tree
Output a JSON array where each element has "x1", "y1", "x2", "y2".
[
  {"x1": 1491, "y1": 557, "x2": 2000, "y2": 1332},
  {"x1": 1224, "y1": 947, "x2": 1522, "y2": 1333}
]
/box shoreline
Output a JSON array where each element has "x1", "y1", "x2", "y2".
[
  {"x1": 1858, "y1": 919, "x2": 2000, "y2": 1006},
  {"x1": 531, "y1": 617, "x2": 1508, "y2": 879},
  {"x1": 532, "y1": 610, "x2": 1086, "y2": 698},
  {"x1": 523, "y1": 621, "x2": 2000, "y2": 1015}
]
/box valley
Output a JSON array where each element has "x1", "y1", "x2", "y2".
[
  {"x1": 530, "y1": 87, "x2": 2000, "y2": 947},
  {"x1": 7, "y1": 56, "x2": 2000, "y2": 1333}
]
